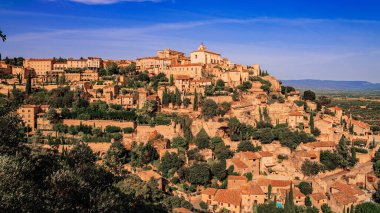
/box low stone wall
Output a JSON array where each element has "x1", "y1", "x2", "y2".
[{"x1": 62, "y1": 119, "x2": 134, "y2": 130}]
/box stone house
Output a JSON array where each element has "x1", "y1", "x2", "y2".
[
  {"x1": 310, "y1": 193, "x2": 328, "y2": 210},
  {"x1": 227, "y1": 175, "x2": 248, "y2": 189}
]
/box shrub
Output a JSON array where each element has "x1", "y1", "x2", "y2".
[
  {"x1": 298, "y1": 181, "x2": 313, "y2": 195},
  {"x1": 123, "y1": 127, "x2": 135, "y2": 134},
  {"x1": 105, "y1": 125, "x2": 122, "y2": 133}
]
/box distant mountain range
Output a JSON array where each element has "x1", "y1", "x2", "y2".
[{"x1": 281, "y1": 79, "x2": 380, "y2": 91}]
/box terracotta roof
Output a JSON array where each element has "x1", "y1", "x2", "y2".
[
  {"x1": 229, "y1": 158, "x2": 248, "y2": 169},
  {"x1": 241, "y1": 183, "x2": 265, "y2": 195},
  {"x1": 257, "y1": 151, "x2": 273, "y2": 157},
  {"x1": 214, "y1": 189, "x2": 242, "y2": 206},
  {"x1": 331, "y1": 191, "x2": 357, "y2": 206},
  {"x1": 279, "y1": 188, "x2": 305, "y2": 199},
  {"x1": 228, "y1": 175, "x2": 248, "y2": 181},
  {"x1": 202, "y1": 188, "x2": 218, "y2": 196},
  {"x1": 136, "y1": 170, "x2": 162, "y2": 182},
  {"x1": 330, "y1": 182, "x2": 364, "y2": 196},
  {"x1": 241, "y1": 151, "x2": 261, "y2": 160},
  {"x1": 310, "y1": 193, "x2": 327, "y2": 201},
  {"x1": 305, "y1": 141, "x2": 336, "y2": 148},
  {"x1": 257, "y1": 178, "x2": 291, "y2": 188},
  {"x1": 270, "y1": 179, "x2": 292, "y2": 187}
]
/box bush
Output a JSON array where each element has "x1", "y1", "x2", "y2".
[
  {"x1": 199, "y1": 201, "x2": 208, "y2": 210},
  {"x1": 298, "y1": 181, "x2": 313, "y2": 195},
  {"x1": 277, "y1": 154, "x2": 288, "y2": 160},
  {"x1": 301, "y1": 160, "x2": 323, "y2": 176},
  {"x1": 355, "y1": 147, "x2": 368, "y2": 153},
  {"x1": 294, "y1": 100, "x2": 305, "y2": 107},
  {"x1": 105, "y1": 125, "x2": 122, "y2": 133},
  {"x1": 122, "y1": 127, "x2": 135, "y2": 134}
]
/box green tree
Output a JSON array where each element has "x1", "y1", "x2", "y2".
[
  {"x1": 171, "y1": 136, "x2": 188, "y2": 149},
  {"x1": 25, "y1": 74, "x2": 32, "y2": 94},
  {"x1": 45, "y1": 107, "x2": 60, "y2": 124},
  {"x1": 202, "y1": 99, "x2": 218, "y2": 119},
  {"x1": 301, "y1": 160, "x2": 323, "y2": 177},
  {"x1": 374, "y1": 160, "x2": 380, "y2": 177},
  {"x1": 303, "y1": 90, "x2": 316, "y2": 101},
  {"x1": 216, "y1": 79, "x2": 225, "y2": 91},
  {"x1": 199, "y1": 201, "x2": 208, "y2": 210},
  {"x1": 309, "y1": 112, "x2": 315, "y2": 132},
  {"x1": 193, "y1": 89, "x2": 198, "y2": 111},
  {"x1": 0, "y1": 113, "x2": 25, "y2": 154},
  {"x1": 105, "y1": 141, "x2": 129, "y2": 174},
  {"x1": 298, "y1": 181, "x2": 313, "y2": 195},
  {"x1": 66, "y1": 143, "x2": 96, "y2": 167},
  {"x1": 185, "y1": 163, "x2": 211, "y2": 185},
  {"x1": 268, "y1": 184, "x2": 272, "y2": 201},
  {"x1": 209, "y1": 159, "x2": 226, "y2": 181},
  {"x1": 195, "y1": 128, "x2": 210, "y2": 149},
  {"x1": 237, "y1": 140, "x2": 261, "y2": 152},
  {"x1": 162, "y1": 87, "x2": 169, "y2": 107},
  {"x1": 159, "y1": 152, "x2": 184, "y2": 177},
  {"x1": 169, "y1": 74, "x2": 174, "y2": 86},
  {"x1": 321, "y1": 204, "x2": 333, "y2": 213},
  {"x1": 374, "y1": 181, "x2": 380, "y2": 203},
  {"x1": 305, "y1": 196, "x2": 312, "y2": 207},
  {"x1": 355, "y1": 202, "x2": 380, "y2": 213},
  {"x1": 183, "y1": 98, "x2": 191, "y2": 108}
]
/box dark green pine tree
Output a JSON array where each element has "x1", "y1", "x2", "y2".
[
  {"x1": 309, "y1": 112, "x2": 315, "y2": 131},
  {"x1": 285, "y1": 87, "x2": 288, "y2": 97},
  {"x1": 162, "y1": 87, "x2": 169, "y2": 107},
  {"x1": 193, "y1": 89, "x2": 198, "y2": 111},
  {"x1": 175, "y1": 88, "x2": 181, "y2": 106},
  {"x1": 259, "y1": 107, "x2": 263, "y2": 122},
  {"x1": 25, "y1": 74, "x2": 32, "y2": 94},
  {"x1": 169, "y1": 74, "x2": 174, "y2": 86},
  {"x1": 273, "y1": 195, "x2": 277, "y2": 208},
  {"x1": 170, "y1": 92, "x2": 176, "y2": 105}
]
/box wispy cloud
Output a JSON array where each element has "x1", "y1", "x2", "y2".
[{"x1": 66, "y1": 0, "x2": 162, "y2": 5}]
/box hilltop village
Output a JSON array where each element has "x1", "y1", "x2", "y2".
[{"x1": 1, "y1": 44, "x2": 380, "y2": 213}]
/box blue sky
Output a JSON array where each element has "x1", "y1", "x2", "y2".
[{"x1": 1, "y1": 0, "x2": 380, "y2": 82}]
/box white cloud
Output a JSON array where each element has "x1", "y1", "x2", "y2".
[{"x1": 67, "y1": 0, "x2": 162, "y2": 4}]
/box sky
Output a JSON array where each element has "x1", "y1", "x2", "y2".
[{"x1": 1, "y1": 0, "x2": 380, "y2": 82}]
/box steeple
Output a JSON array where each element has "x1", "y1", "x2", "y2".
[{"x1": 198, "y1": 43, "x2": 206, "y2": 51}]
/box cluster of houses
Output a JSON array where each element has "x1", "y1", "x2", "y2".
[{"x1": 1, "y1": 44, "x2": 379, "y2": 213}]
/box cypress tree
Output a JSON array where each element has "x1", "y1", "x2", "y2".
[
  {"x1": 162, "y1": 87, "x2": 169, "y2": 107},
  {"x1": 284, "y1": 192, "x2": 290, "y2": 212},
  {"x1": 169, "y1": 74, "x2": 174, "y2": 86},
  {"x1": 25, "y1": 74, "x2": 32, "y2": 94},
  {"x1": 268, "y1": 184, "x2": 272, "y2": 201},
  {"x1": 259, "y1": 107, "x2": 263, "y2": 122},
  {"x1": 289, "y1": 184, "x2": 295, "y2": 212},
  {"x1": 285, "y1": 87, "x2": 288, "y2": 97},
  {"x1": 309, "y1": 112, "x2": 315, "y2": 131},
  {"x1": 175, "y1": 88, "x2": 181, "y2": 106},
  {"x1": 193, "y1": 89, "x2": 198, "y2": 111}
]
